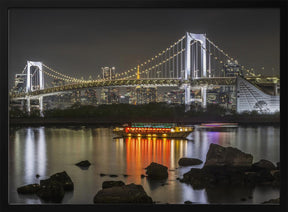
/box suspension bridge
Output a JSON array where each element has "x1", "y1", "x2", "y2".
[{"x1": 9, "y1": 32, "x2": 280, "y2": 115}]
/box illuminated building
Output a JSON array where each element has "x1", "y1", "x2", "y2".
[
  {"x1": 236, "y1": 77, "x2": 279, "y2": 113},
  {"x1": 135, "y1": 86, "x2": 157, "y2": 104}
]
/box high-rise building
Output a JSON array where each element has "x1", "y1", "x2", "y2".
[{"x1": 135, "y1": 86, "x2": 157, "y2": 104}]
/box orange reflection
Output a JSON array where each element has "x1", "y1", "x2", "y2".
[{"x1": 125, "y1": 137, "x2": 172, "y2": 184}]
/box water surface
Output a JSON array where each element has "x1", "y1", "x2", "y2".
[{"x1": 9, "y1": 125, "x2": 280, "y2": 204}]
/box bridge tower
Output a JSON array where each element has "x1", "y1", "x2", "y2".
[
  {"x1": 184, "y1": 32, "x2": 207, "y2": 111},
  {"x1": 26, "y1": 61, "x2": 44, "y2": 116}
]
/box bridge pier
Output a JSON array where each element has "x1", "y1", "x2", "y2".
[
  {"x1": 201, "y1": 86, "x2": 207, "y2": 109},
  {"x1": 26, "y1": 97, "x2": 31, "y2": 114},
  {"x1": 39, "y1": 96, "x2": 44, "y2": 117},
  {"x1": 184, "y1": 84, "x2": 191, "y2": 112},
  {"x1": 274, "y1": 84, "x2": 280, "y2": 96}
]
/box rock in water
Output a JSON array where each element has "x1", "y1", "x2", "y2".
[
  {"x1": 263, "y1": 198, "x2": 280, "y2": 204},
  {"x1": 75, "y1": 160, "x2": 91, "y2": 168},
  {"x1": 93, "y1": 183, "x2": 153, "y2": 204},
  {"x1": 178, "y1": 158, "x2": 203, "y2": 166},
  {"x1": 204, "y1": 143, "x2": 253, "y2": 167},
  {"x1": 49, "y1": 171, "x2": 74, "y2": 190},
  {"x1": 145, "y1": 162, "x2": 168, "y2": 180},
  {"x1": 17, "y1": 184, "x2": 40, "y2": 194},
  {"x1": 102, "y1": 181, "x2": 125, "y2": 189},
  {"x1": 36, "y1": 181, "x2": 65, "y2": 203},
  {"x1": 251, "y1": 159, "x2": 276, "y2": 171}
]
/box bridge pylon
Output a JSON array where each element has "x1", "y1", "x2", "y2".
[
  {"x1": 26, "y1": 61, "x2": 44, "y2": 116},
  {"x1": 184, "y1": 32, "x2": 207, "y2": 111}
]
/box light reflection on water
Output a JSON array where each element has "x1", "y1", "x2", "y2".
[{"x1": 9, "y1": 125, "x2": 280, "y2": 204}]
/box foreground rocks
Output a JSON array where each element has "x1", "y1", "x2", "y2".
[
  {"x1": 178, "y1": 158, "x2": 203, "y2": 166},
  {"x1": 17, "y1": 184, "x2": 40, "y2": 194},
  {"x1": 204, "y1": 143, "x2": 253, "y2": 167},
  {"x1": 145, "y1": 162, "x2": 168, "y2": 180},
  {"x1": 102, "y1": 181, "x2": 125, "y2": 189},
  {"x1": 180, "y1": 144, "x2": 280, "y2": 189},
  {"x1": 263, "y1": 197, "x2": 280, "y2": 204},
  {"x1": 94, "y1": 183, "x2": 153, "y2": 204},
  {"x1": 17, "y1": 171, "x2": 74, "y2": 203}
]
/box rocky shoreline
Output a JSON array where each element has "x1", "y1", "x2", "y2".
[{"x1": 17, "y1": 145, "x2": 280, "y2": 204}]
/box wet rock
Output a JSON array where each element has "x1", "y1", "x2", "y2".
[
  {"x1": 181, "y1": 168, "x2": 214, "y2": 189},
  {"x1": 17, "y1": 184, "x2": 40, "y2": 194},
  {"x1": 276, "y1": 162, "x2": 280, "y2": 170},
  {"x1": 251, "y1": 159, "x2": 276, "y2": 171},
  {"x1": 271, "y1": 170, "x2": 280, "y2": 187},
  {"x1": 145, "y1": 162, "x2": 168, "y2": 180},
  {"x1": 244, "y1": 172, "x2": 258, "y2": 185},
  {"x1": 36, "y1": 181, "x2": 65, "y2": 203},
  {"x1": 102, "y1": 181, "x2": 125, "y2": 189},
  {"x1": 49, "y1": 171, "x2": 74, "y2": 190},
  {"x1": 263, "y1": 198, "x2": 280, "y2": 204},
  {"x1": 93, "y1": 183, "x2": 153, "y2": 204},
  {"x1": 178, "y1": 158, "x2": 203, "y2": 166},
  {"x1": 184, "y1": 201, "x2": 193, "y2": 204},
  {"x1": 17, "y1": 171, "x2": 73, "y2": 203},
  {"x1": 204, "y1": 144, "x2": 253, "y2": 167},
  {"x1": 75, "y1": 160, "x2": 91, "y2": 168}
]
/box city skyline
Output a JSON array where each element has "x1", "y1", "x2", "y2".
[{"x1": 8, "y1": 8, "x2": 280, "y2": 89}]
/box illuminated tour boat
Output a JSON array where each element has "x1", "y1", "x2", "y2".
[{"x1": 113, "y1": 123, "x2": 194, "y2": 138}]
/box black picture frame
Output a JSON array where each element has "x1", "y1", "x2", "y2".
[{"x1": 1, "y1": 0, "x2": 287, "y2": 212}]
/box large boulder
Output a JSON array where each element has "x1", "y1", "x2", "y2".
[
  {"x1": 263, "y1": 198, "x2": 280, "y2": 204},
  {"x1": 17, "y1": 184, "x2": 40, "y2": 194},
  {"x1": 102, "y1": 181, "x2": 125, "y2": 189},
  {"x1": 204, "y1": 144, "x2": 253, "y2": 167},
  {"x1": 36, "y1": 181, "x2": 65, "y2": 203},
  {"x1": 178, "y1": 158, "x2": 203, "y2": 166},
  {"x1": 16, "y1": 171, "x2": 73, "y2": 203},
  {"x1": 145, "y1": 162, "x2": 168, "y2": 180},
  {"x1": 93, "y1": 183, "x2": 153, "y2": 204},
  {"x1": 251, "y1": 159, "x2": 276, "y2": 171},
  {"x1": 49, "y1": 171, "x2": 74, "y2": 190},
  {"x1": 271, "y1": 170, "x2": 280, "y2": 187},
  {"x1": 180, "y1": 168, "x2": 213, "y2": 189},
  {"x1": 180, "y1": 144, "x2": 278, "y2": 189}
]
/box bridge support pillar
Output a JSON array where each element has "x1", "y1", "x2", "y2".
[
  {"x1": 201, "y1": 86, "x2": 207, "y2": 109},
  {"x1": 26, "y1": 97, "x2": 31, "y2": 114},
  {"x1": 39, "y1": 96, "x2": 44, "y2": 117},
  {"x1": 185, "y1": 32, "x2": 207, "y2": 80},
  {"x1": 184, "y1": 84, "x2": 191, "y2": 112},
  {"x1": 274, "y1": 84, "x2": 279, "y2": 96}
]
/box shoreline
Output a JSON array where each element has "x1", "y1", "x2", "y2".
[{"x1": 9, "y1": 117, "x2": 280, "y2": 127}]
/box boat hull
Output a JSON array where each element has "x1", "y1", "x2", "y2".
[{"x1": 113, "y1": 131, "x2": 192, "y2": 138}]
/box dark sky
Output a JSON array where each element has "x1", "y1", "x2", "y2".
[{"x1": 8, "y1": 8, "x2": 280, "y2": 89}]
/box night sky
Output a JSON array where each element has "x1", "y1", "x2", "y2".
[{"x1": 8, "y1": 8, "x2": 280, "y2": 89}]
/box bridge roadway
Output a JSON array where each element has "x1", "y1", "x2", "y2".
[{"x1": 10, "y1": 76, "x2": 279, "y2": 100}]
